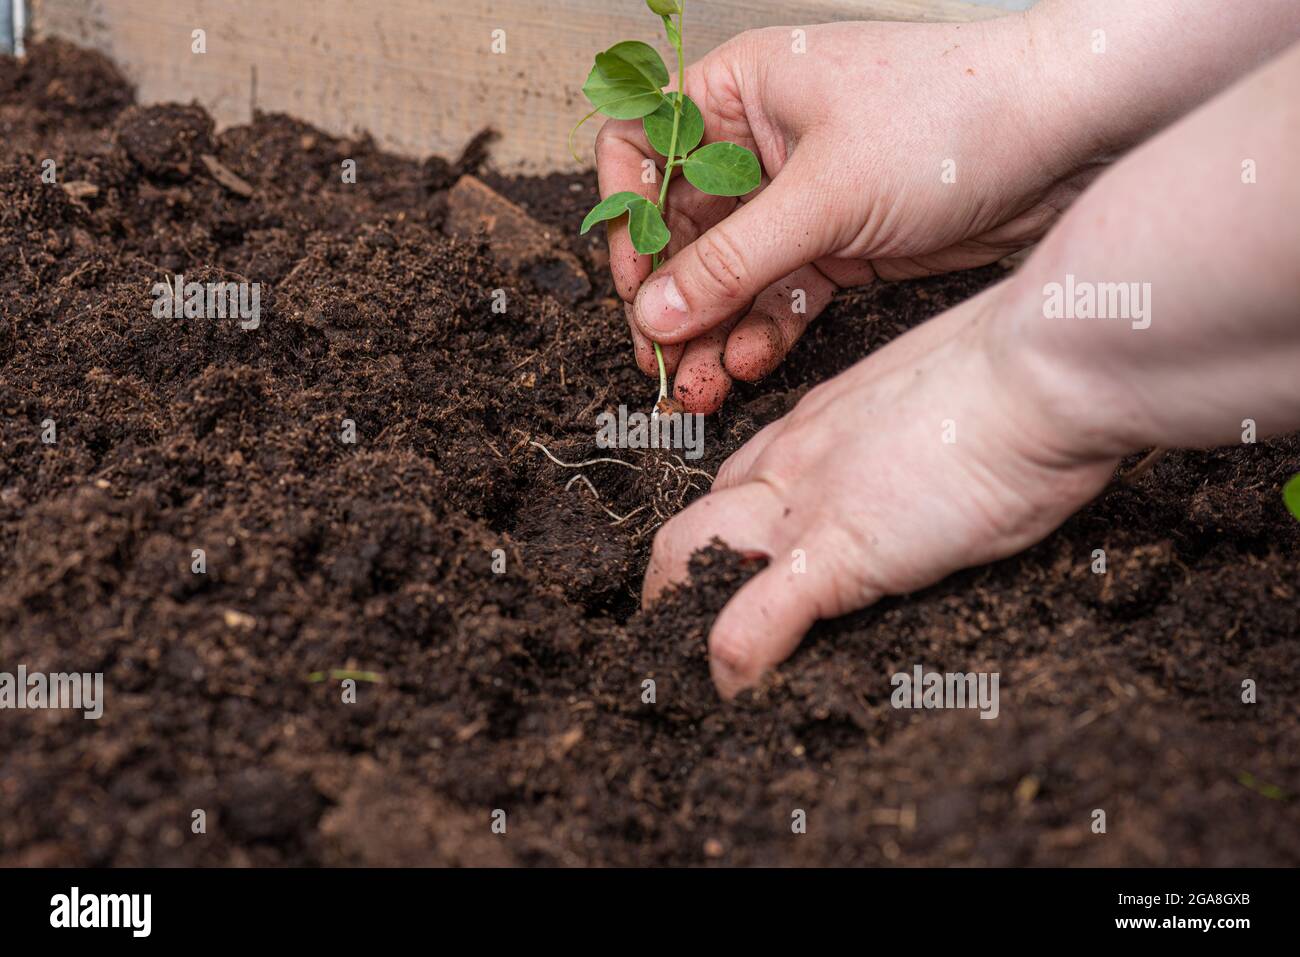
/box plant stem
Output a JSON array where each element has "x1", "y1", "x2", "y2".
[
  {"x1": 649, "y1": 5, "x2": 686, "y2": 408},
  {"x1": 650, "y1": 326, "x2": 670, "y2": 404}
]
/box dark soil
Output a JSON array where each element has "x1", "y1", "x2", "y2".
[{"x1": 2, "y1": 40, "x2": 1297, "y2": 867}]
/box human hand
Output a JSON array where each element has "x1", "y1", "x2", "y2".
[
  {"x1": 595, "y1": 16, "x2": 1100, "y2": 412},
  {"x1": 642, "y1": 285, "x2": 1119, "y2": 697},
  {"x1": 640, "y1": 23, "x2": 1300, "y2": 699}
]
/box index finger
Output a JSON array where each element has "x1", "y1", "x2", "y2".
[
  {"x1": 642, "y1": 480, "x2": 787, "y2": 606},
  {"x1": 593, "y1": 118, "x2": 660, "y2": 303}
]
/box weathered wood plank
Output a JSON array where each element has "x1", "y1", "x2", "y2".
[{"x1": 32, "y1": 0, "x2": 994, "y2": 170}]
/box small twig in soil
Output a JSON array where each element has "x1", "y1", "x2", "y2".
[
  {"x1": 1121, "y1": 447, "x2": 1168, "y2": 484},
  {"x1": 568, "y1": 393, "x2": 605, "y2": 428},
  {"x1": 58, "y1": 260, "x2": 96, "y2": 287},
  {"x1": 279, "y1": 255, "x2": 314, "y2": 288},
  {"x1": 60, "y1": 180, "x2": 99, "y2": 200},
  {"x1": 200, "y1": 153, "x2": 255, "y2": 198},
  {"x1": 18, "y1": 248, "x2": 38, "y2": 289}
]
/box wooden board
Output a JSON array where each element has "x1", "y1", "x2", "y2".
[{"x1": 31, "y1": 0, "x2": 995, "y2": 171}]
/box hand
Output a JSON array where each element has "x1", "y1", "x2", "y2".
[
  {"x1": 643, "y1": 285, "x2": 1120, "y2": 697},
  {"x1": 639, "y1": 18, "x2": 1300, "y2": 699},
  {"x1": 596, "y1": 16, "x2": 1103, "y2": 412}
]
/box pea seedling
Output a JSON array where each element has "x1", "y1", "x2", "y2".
[{"x1": 571, "y1": 0, "x2": 761, "y2": 412}]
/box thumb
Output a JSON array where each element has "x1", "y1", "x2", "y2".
[
  {"x1": 708, "y1": 532, "x2": 884, "y2": 699},
  {"x1": 631, "y1": 157, "x2": 832, "y2": 344},
  {"x1": 708, "y1": 564, "x2": 820, "y2": 699}
]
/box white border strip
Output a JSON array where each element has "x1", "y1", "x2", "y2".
[
  {"x1": 13, "y1": 0, "x2": 25, "y2": 56},
  {"x1": 0, "y1": 0, "x2": 12, "y2": 55}
]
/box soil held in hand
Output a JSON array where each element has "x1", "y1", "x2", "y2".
[{"x1": 1, "y1": 41, "x2": 1297, "y2": 866}]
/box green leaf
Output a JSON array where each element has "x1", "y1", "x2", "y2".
[
  {"x1": 1285, "y1": 473, "x2": 1300, "y2": 522},
  {"x1": 594, "y1": 40, "x2": 669, "y2": 93},
  {"x1": 682, "y1": 141, "x2": 762, "y2": 196},
  {"x1": 582, "y1": 64, "x2": 663, "y2": 120},
  {"x1": 627, "y1": 198, "x2": 670, "y2": 255},
  {"x1": 643, "y1": 93, "x2": 703, "y2": 159},
  {"x1": 580, "y1": 191, "x2": 644, "y2": 234},
  {"x1": 646, "y1": 0, "x2": 682, "y2": 15}
]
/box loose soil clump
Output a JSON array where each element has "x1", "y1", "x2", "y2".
[{"x1": 1, "y1": 41, "x2": 1297, "y2": 866}]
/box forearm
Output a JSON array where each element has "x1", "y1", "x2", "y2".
[
  {"x1": 1024, "y1": 0, "x2": 1300, "y2": 165},
  {"x1": 994, "y1": 41, "x2": 1300, "y2": 460}
]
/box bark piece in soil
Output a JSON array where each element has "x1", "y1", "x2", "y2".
[{"x1": 444, "y1": 173, "x2": 591, "y2": 304}]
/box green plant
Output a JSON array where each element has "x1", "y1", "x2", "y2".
[
  {"x1": 1285, "y1": 473, "x2": 1300, "y2": 522},
  {"x1": 571, "y1": 0, "x2": 761, "y2": 411}
]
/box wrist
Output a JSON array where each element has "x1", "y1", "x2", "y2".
[
  {"x1": 980, "y1": 263, "x2": 1146, "y2": 468},
  {"x1": 1020, "y1": 0, "x2": 1300, "y2": 166},
  {"x1": 1008, "y1": 6, "x2": 1127, "y2": 176},
  {"x1": 962, "y1": 11, "x2": 1113, "y2": 200}
]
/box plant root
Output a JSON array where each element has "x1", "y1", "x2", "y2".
[
  {"x1": 529, "y1": 440, "x2": 641, "y2": 471},
  {"x1": 1122, "y1": 447, "x2": 1168, "y2": 484},
  {"x1": 627, "y1": 450, "x2": 715, "y2": 542},
  {"x1": 561, "y1": 471, "x2": 648, "y2": 525},
  {"x1": 531, "y1": 442, "x2": 710, "y2": 534},
  {"x1": 530, "y1": 443, "x2": 645, "y2": 524}
]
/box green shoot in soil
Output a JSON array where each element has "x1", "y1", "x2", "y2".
[
  {"x1": 572, "y1": 0, "x2": 761, "y2": 411},
  {"x1": 1237, "y1": 770, "x2": 1289, "y2": 801},
  {"x1": 1285, "y1": 473, "x2": 1300, "y2": 522}
]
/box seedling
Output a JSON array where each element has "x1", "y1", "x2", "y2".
[
  {"x1": 571, "y1": 0, "x2": 761, "y2": 412},
  {"x1": 1285, "y1": 473, "x2": 1300, "y2": 522}
]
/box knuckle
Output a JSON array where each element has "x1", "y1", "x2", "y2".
[
  {"x1": 714, "y1": 28, "x2": 768, "y2": 81},
  {"x1": 750, "y1": 445, "x2": 799, "y2": 493},
  {"x1": 593, "y1": 120, "x2": 637, "y2": 170},
  {"x1": 710, "y1": 626, "x2": 756, "y2": 677},
  {"x1": 663, "y1": 206, "x2": 703, "y2": 248},
  {"x1": 713, "y1": 453, "x2": 746, "y2": 490},
  {"x1": 827, "y1": 523, "x2": 894, "y2": 607},
  {"x1": 789, "y1": 379, "x2": 838, "y2": 422},
  {"x1": 593, "y1": 121, "x2": 617, "y2": 159},
  {"x1": 690, "y1": 228, "x2": 751, "y2": 303},
  {"x1": 649, "y1": 519, "x2": 679, "y2": 566}
]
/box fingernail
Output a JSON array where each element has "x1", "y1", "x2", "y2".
[{"x1": 636, "y1": 273, "x2": 687, "y2": 337}]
